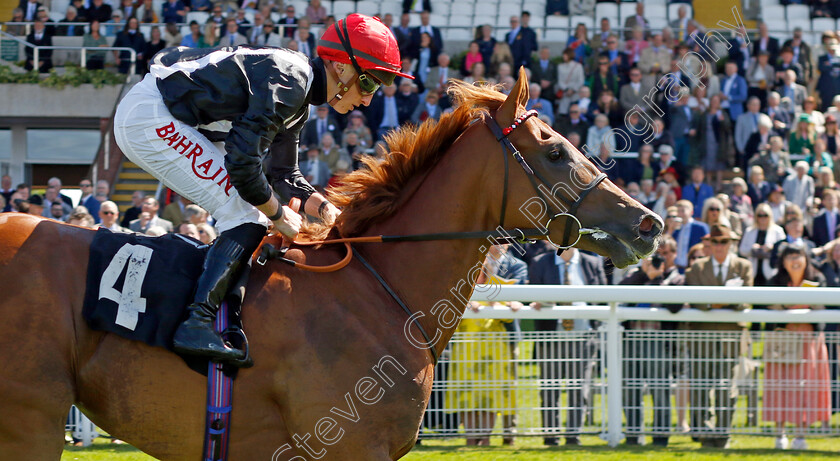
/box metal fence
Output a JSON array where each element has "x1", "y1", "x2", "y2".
[{"x1": 419, "y1": 285, "x2": 840, "y2": 446}]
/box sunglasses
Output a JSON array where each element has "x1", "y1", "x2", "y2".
[
  {"x1": 357, "y1": 73, "x2": 381, "y2": 96},
  {"x1": 666, "y1": 215, "x2": 679, "y2": 219},
  {"x1": 756, "y1": 213, "x2": 769, "y2": 218},
  {"x1": 710, "y1": 239, "x2": 730, "y2": 245},
  {"x1": 101, "y1": 211, "x2": 116, "y2": 215},
  {"x1": 708, "y1": 207, "x2": 721, "y2": 212},
  {"x1": 80, "y1": 183, "x2": 92, "y2": 187}
]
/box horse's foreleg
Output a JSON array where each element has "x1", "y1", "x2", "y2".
[{"x1": 0, "y1": 399, "x2": 70, "y2": 460}]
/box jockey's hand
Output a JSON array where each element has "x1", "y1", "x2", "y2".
[{"x1": 271, "y1": 205, "x2": 302, "y2": 239}]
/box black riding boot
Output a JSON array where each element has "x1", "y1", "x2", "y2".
[{"x1": 172, "y1": 223, "x2": 265, "y2": 362}]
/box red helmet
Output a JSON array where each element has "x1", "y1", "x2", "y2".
[{"x1": 318, "y1": 14, "x2": 413, "y2": 86}]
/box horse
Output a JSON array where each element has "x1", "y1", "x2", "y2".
[{"x1": 0, "y1": 69, "x2": 661, "y2": 460}]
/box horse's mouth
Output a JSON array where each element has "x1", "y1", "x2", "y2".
[{"x1": 577, "y1": 229, "x2": 654, "y2": 268}]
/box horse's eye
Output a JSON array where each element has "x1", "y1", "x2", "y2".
[{"x1": 548, "y1": 148, "x2": 562, "y2": 162}]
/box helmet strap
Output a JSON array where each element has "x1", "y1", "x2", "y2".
[{"x1": 325, "y1": 61, "x2": 354, "y2": 106}]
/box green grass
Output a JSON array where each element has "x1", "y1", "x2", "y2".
[{"x1": 62, "y1": 436, "x2": 840, "y2": 460}]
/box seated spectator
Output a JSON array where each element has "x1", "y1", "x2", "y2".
[
  {"x1": 411, "y1": 90, "x2": 442, "y2": 123},
  {"x1": 735, "y1": 97, "x2": 764, "y2": 165},
  {"x1": 462, "y1": 62, "x2": 487, "y2": 85},
  {"x1": 177, "y1": 223, "x2": 200, "y2": 240},
  {"x1": 807, "y1": 138, "x2": 834, "y2": 176},
  {"x1": 6, "y1": 8, "x2": 26, "y2": 36},
  {"x1": 87, "y1": 0, "x2": 112, "y2": 23},
  {"x1": 0, "y1": 176, "x2": 14, "y2": 212},
  {"x1": 778, "y1": 69, "x2": 806, "y2": 115},
  {"x1": 294, "y1": 23, "x2": 315, "y2": 59},
  {"x1": 161, "y1": 193, "x2": 189, "y2": 225},
  {"x1": 278, "y1": 4, "x2": 297, "y2": 38},
  {"x1": 191, "y1": 0, "x2": 211, "y2": 12},
  {"x1": 129, "y1": 197, "x2": 173, "y2": 234},
  {"x1": 624, "y1": 26, "x2": 648, "y2": 65},
  {"x1": 681, "y1": 167, "x2": 714, "y2": 218},
  {"x1": 116, "y1": 0, "x2": 136, "y2": 20},
  {"x1": 700, "y1": 196, "x2": 731, "y2": 231},
  {"x1": 683, "y1": 223, "x2": 753, "y2": 449},
  {"x1": 526, "y1": 83, "x2": 554, "y2": 125},
  {"x1": 802, "y1": 97, "x2": 827, "y2": 135},
  {"x1": 104, "y1": 10, "x2": 123, "y2": 37},
  {"x1": 586, "y1": 55, "x2": 619, "y2": 104},
  {"x1": 96, "y1": 201, "x2": 129, "y2": 232},
  {"x1": 144, "y1": 26, "x2": 167, "y2": 65},
  {"x1": 253, "y1": 21, "x2": 281, "y2": 46},
  {"x1": 767, "y1": 91, "x2": 792, "y2": 138},
  {"x1": 585, "y1": 114, "x2": 614, "y2": 158},
  {"x1": 161, "y1": 0, "x2": 186, "y2": 24},
  {"x1": 625, "y1": 144, "x2": 659, "y2": 186},
  {"x1": 342, "y1": 111, "x2": 373, "y2": 149},
  {"x1": 619, "y1": 68, "x2": 650, "y2": 114},
  {"x1": 816, "y1": 166, "x2": 839, "y2": 200},
  {"x1": 747, "y1": 51, "x2": 775, "y2": 107},
  {"x1": 180, "y1": 20, "x2": 203, "y2": 48},
  {"x1": 220, "y1": 18, "x2": 248, "y2": 47},
  {"x1": 162, "y1": 21, "x2": 183, "y2": 46},
  {"x1": 183, "y1": 204, "x2": 208, "y2": 226},
  {"x1": 196, "y1": 223, "x2": 217, "y2": 244},
  {"x1": 731, "y1": 177, "x2": 753, "y2": 220},
  {"x1": 651, "y1": 183, "x2": 676, "y2": 219},
  {"x1": 461, "y1": 41, "x2": 484, "y2": 77},
  {"x1": 763, "y1": 243, "x2": 831, "y2": 451},
  {"x1": 234, "y1": 8, "x2": 251, "y2": 37},
  {"x1": 588, "y1": 89, "x2": 622, "y2": 128},
  {"x1": 201, "y1": 22, "x2": 219, "y2": 48},
  {"x1": 576, "y1": 85, "x2": 592, "y2": 115},
  {"x1": 67, "y1": 210, "x2": 96, "y2": 228},
  {"x1": 489, "y1": 43, "x2": 514, "y2": 80},
  {"x1": 300, "y1": 146, "x2": 331, "y2": 190},
  {"x1": 206, "y1": 5, "x2": 226, "y2": 35},
  {"x1": 698, "y1": 95, "x2": 735, "y2": 190},
  {"x1": 567, "y1": 22, "x2": 592, "y2": 65},
  {"x1": 113, "y1": 17, "x2": 146, "y2": 74},
  {"x1": 782, "y1": 161, "x2": 815, "y2": 210},
  {"x1": 554, "y1": 48, "x2": 585, "y2": 116},
  {"x1": 812, "y1": 189, "x2": 840, "y2": 247},
  {"x1": 318, "y1": 133, "x2": 350, "y2": 175},
  {"x1": 395, "y1": 79, "x2": 420, "y2": 125},
  {"x1": 305, "y1": 0, "x2": 327, "y2": 23},
  {"x1": 24, "y1": 19, "x2": 53, "y2": 73},
  {"x1": 136, "y1": 0, "x2": 157, "y2": 23},
  {"x1": 553, "y1": 102, "x2": 589, "y2": 140},
  {"x1": 58, "y1": 6, "x2": 85, "y2": 36},
  {"x1": 83, "y1": 20, "x2": 109, "y2": 70}
]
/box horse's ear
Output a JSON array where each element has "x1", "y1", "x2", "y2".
[{"x1": 496, "y1": 66, "x2": 531, "y2": 127}]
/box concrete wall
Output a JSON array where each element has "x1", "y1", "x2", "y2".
[{"x1": 0, "y1": 83, "x2": 122, "y2": 118}]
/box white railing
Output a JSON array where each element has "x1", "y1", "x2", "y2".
[
  {"x1": 425, "y1": 285, "x2": 840, "y2": 446},
  {"x1": 0, "y1": 30, "x2": 136, "y2": 76}
]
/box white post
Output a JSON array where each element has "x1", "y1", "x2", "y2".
[{"x1": 606, "y1": 301, "x2": 623, "y2": 447}]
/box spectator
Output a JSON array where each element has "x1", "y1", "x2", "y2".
[
  {"x1": 695, "y1": 94, "x2": 734, "y2": 189},
  {"x1": 771, "y1": 212, "x2": 816, "y2": 268},
  {"x1": 42, "y1": 186, "x2": 72, "y2": 218},
  {"x1": 638, "y1": 32, "x2": 670, "y2": 88},
  {"x1": 116, "y1": 0, "x2": 136, "y2": 20},
  {"x1": 0, "y1": 176, "x2": 14, "y2": 212},
  {"x1": 305, "y1": 0, "x2": 326, "y2": 23},
  {"x1": 275, "y1": 4, "x2": 296, "y2": 38},
  {"x1": 815, "y1": 165, "x2": 838, "y2": 199},
  {"x1": 682, "y1": 167, "x2": 714, "y2": 220},
  {"x1": 618, "y1": 236, "x2": 681, "y2": 447},
  {"x1": 807, "y1": 139, "x2": 834, "y2": 177},
  {"x1": 367, "y1": 84, "x2": 400, "y2": 140},
  {"x1": 248, "y1": 20, "x2": 277, "y2": 46},
  {"x1": 425, "y1": 53, "x2": 453, "y2": 93},
  {"x1": 318, "y1": 133, "x2": 349, "y2": 175},
  {"x1": 753, "y1": 21, "x2": 780, "y2": 64},
  {"x1": 233, "y1": 8, "x2": 251, "y2": 36},
  {"x1": 568, "y1": 0, "x2": 595, "y2": 16},
  {"x1": 812, "y1": 189, "x2": 839, "y2": 246},
  {"x1": 137, "y1": 0, "x2": 158, "y2": 23},
  {"x1": 699, "y1": 196, "x2": 730, "y2": 231},
  {"x1": 162, "y1": 21, "x2": 183, "y2": 46},
  {"x1": 747, "y1": 51, "x2": 775, "y2": 108},
  {"x1": 180, "y1": 20, "x2": 203, "y2": 48},
  {"x1": 342, "y1": 110, "x2": 373, "y2": 149},
  {"x1": 472, "y1": 24, "x2": 495, "y2": 66},
  {"x1": 749, "y1": 136, "x2": 792, "y2": 185},
  {"x1": 625, "y1": 144, "x2": 659, "y2": 186},
  {"x1": 744, "y1": 114, "x2": 777, "y2": 160},
  {"x1": 177, "y1": 223, "x2": 200, "y2": 240},
  {"x1": 410, "y1": 10, "x2": 443, "y2": 58},
  {"x1": 81, "y1": 19, "x2": 108, "y2": 70},
  {"x1": 741, "y1": 203, "x2": 786, "y2": 286},
  {"x1": 19, "y1": 0, "x2": 40, "y2": 21},
  {"x1": 765, "y1": 186, "x2": 791, "y2": 226},
  {"x1": 206, "y1": 5, "x2": 227, "y2": 35},
  {"x1": 301, "y1": 104, "x2": 340, "y2": 149},
  {"x1": 6, "y1": 8, "x2": 26, "y2": 36},
  {"x1": 790, "y1": 115, "x2": 817, "y2": 157},
  {"x1": 344, "y1": 132, "x2": 368, "y2": 171},
  {"x1": 728, "y1": 24, "x2": 752, "y2": 76},
  {"x1": 197, "y1": 22, "x2": 217, "y2": 48},
  {"x1": 104, "y1": 9, "x2": 124, "y2": 37},
  {"x1": 782, "y1": 161, "x2": 815, "y2": 211},
  {"x1": 144, "y1": 26, "x2": 167, "y2": 65},
  {"x1": 546, "y1": 0, "x2": 568, "y2": 15},
  {"x1": 529, "y1": 247, "x2": 606, "y2": 446},
  {"x1": 67, "y1": 210, "x2": 96, "y2": 228},
  {"x1": 395, "y1": 79, "x2": 420, "y2": 125},
  {"x1": 529, "y1": 47, "x2": 557, "y2": 102},
  {"x1": 87, "y1": 0, "x2": 112, "y2": 23},
  {"x1": 58, "y1": 6, "x2": 85, "y2": 37},
  {"x1": 161, "y1": 0, "x2": 186, "y2": 24},
  {"x1": 586, "y1": 53, "x2": 619, "y2": 113},
  {"x1": 817, "y1": 43, "x2": 840, "y2": 113},
  {"x1": 129, "y1": 196, "x2": 173, "y2": 233},
  {"x1": 161, "y1": 193, "x2": 189, "y2": 225},
  {"x1": 622, "y1": 2, "x2": 649, "y2": 40},
  {"x1": 113, "y1": 17, "x2": 145, "y2": 74},
  {"x1": 300, "y1": 146, "x2": 331, "y2": 190},
  {"x1": 566, "y1": 22, "x2": 591, "y2": 65},
  {"x1": 585, "y1": 114, "x2": 614, "y2": 157},
  {"x1": 505, "y1": 12, "x2": 538, "y2": 70},
  {"x1": 392, "y1": 13, "x2": 412, "y2": 60},
  {"x1": 24, "y1": 19, "x2": 53, "y2": 73},
  {"x1": 294, "y1": 24, "x2": 315, "y2": 59},
  {"x1": 673, "y1": 199, "x2": 709, "y2": 271},
  {"x1": 96, "y1": 201, "x2": 129, "y2": 232},
  {"x1": 411, "y1": 90, "x2": 442, "y2": 123},
  {"x1": 221, "y1": 18, "x2": 248, "y2": 47},
  {"x1": 196, "y1": 223, "x2": 217, "y2": 244},
  {"x1": 684, "y1": 223, "x2": 753, "y2": 449},
  {"x1": 782, "y1": 27, "x2": 813, "y2": 83},
  {"x1": 589, "y1": 89, "x2": 623, "y2": 128},
  {"x1": 525, "y1": 83, "x2": 554, "y2": 125},
  {"x1": 730, "y1": 177, "x2": 754, "y2": 220},
  {"x1": 590, "y1": 17, "x2": 611, "y2": 53},
  {"x1": 720, "y1": 61, "x2": 748, "y2": 121},
  {"x1": 779, "y1": 69, "x2": 807, "y2": 115},
  {"x1": 669, "y1": 4, "x2": 689, "y2": 41},
  {"x1": 489, "y1": 43, "x2": 514, "y2": 79},
  {"x1": 445, "y1": 254, "x2": 518, "y2": 446},
  {"x1": 735, "y1": 97, "x2": 764, "y2": 168},
  {"x1": 553, "y1": 102, "x2": 589, "y2": 141},
  {"x1": 764, "y1": 243, "x2": 831, "y2": 450},
  {"x1": 598, "y1": 34, "x2": 630, "y2": 82},
  {"x1": 619, "y1": 67, "x2": 650, "y2": 114},
  {"x1": 822, "y1": 114, "x2": 840, "y2": 155},
  {"x1": 552, "y1": 48, "x2": 585, "y2": 116},
  {"x1": 767, "y1": 92, "x2": 792, "y2": 138},
  {"x1": 624, "y1": 26, "x2": 649, "y2": 65}
]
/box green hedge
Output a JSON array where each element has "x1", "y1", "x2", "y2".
[{"x1": 0, "y1": 65, "x2": 125, "y2": 88}]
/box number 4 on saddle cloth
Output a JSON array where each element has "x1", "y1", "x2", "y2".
[{"x1": 82, "y1": 228, "x2": 251, "y2": 376}]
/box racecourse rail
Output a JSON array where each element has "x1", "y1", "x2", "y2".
[{"x1": 66, "y1": 285, "x2": 840, "y2": 448}]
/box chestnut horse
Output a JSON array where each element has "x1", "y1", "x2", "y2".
[{"x1": 0, "y1": 70, "x2": 661, "y2": 460}]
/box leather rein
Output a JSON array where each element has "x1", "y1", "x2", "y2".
[{"x1": 257, "y1": 110, "x2": 607, "y2": 363}]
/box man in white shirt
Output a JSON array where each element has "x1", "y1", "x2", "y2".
[{"x1": 782, "y1": 161, "x2": 815, "y2": 210}]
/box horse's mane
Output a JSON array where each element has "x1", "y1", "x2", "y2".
[{"x1": 308, "y1": 81, "x2": 508, "y2": 238}]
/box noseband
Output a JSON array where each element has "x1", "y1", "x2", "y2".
[{"x1": 483, "y1": 110, "x2": 607, "y2": 249}]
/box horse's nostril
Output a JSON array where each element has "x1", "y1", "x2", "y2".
[{"x1": 638, "y1": 215, "x2": 661, "y2": 237}]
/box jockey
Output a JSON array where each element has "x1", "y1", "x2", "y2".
[{"x1": 113, "y1": 14, "x2": 412, "y2": 363}]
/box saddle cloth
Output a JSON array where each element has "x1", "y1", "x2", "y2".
[{"x1": 82, "y1": 228, "x2": 246, "y2": 375}]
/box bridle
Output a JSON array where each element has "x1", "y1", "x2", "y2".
[
  {"x1": 484, "y1": 109, "x2": 608, "y2": 249},
  {"x1": 258, "y1": 109, "x2": 609, "y2": 364}
]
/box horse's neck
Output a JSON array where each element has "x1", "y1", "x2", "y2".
[{"x1": 360, "y1": 135, "x2": 495, "y2": 351}]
